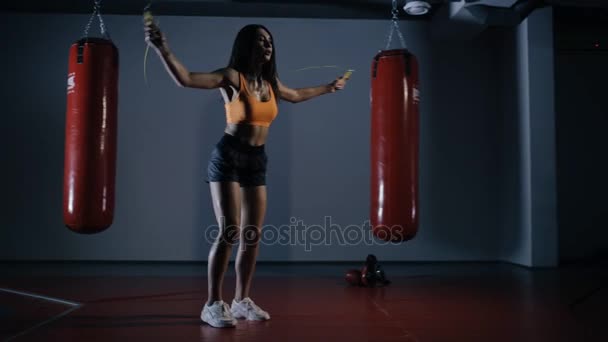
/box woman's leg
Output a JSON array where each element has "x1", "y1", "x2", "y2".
[
  {"x1": 207, "y1": 181, "x2": 241, "y2": 305},
  {"x1": 234, "y1": 185, "x2": 267, "y2": 301}
]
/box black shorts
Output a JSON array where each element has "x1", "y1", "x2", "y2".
[{"x1": 205, "y1": 133, "x2": 268, "y2": 187}]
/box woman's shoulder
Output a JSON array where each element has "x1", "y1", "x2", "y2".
[
  {"x1": 213, "y1": 67, "x2": 240, "y2": 89},
  {"x1": 222, "y1": 67, "x2": 238, "y2": 76}
]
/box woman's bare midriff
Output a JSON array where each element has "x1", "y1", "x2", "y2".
[{"x1": 225, "y1": 123, "x2": 269, "y2": 146}]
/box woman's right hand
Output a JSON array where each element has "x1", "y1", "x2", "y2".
[{"x1": 144, "y1": 14, "x2": 168, "y2": 52}]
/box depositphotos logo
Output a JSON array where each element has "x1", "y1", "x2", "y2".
[{"x1": 203, "y1": 216, "x2": 406, "y2": 251}]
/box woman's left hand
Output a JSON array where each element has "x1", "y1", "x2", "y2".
[{"x1": 329, "y1": 76, "x2": 347, "y2": 93}]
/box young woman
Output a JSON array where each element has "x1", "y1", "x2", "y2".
[{"x1": 144, "y1": 20, "x2": 348, "y2": 328}]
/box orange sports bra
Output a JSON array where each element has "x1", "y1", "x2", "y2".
[{"x1": 224, "y1": 73, "x2": 278, "y2": 127}]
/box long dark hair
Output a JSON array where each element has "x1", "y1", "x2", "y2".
[{"x1": 228, "y1": 24, "x2": 279, "y2": 102}]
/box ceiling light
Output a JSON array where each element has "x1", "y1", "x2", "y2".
[{"x1": 403, "y1": 1, "x2": 431, "y2": 16}]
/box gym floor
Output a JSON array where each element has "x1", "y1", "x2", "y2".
[{"x1": 1, "y1": 262, "x2": 606, "y2": 341}]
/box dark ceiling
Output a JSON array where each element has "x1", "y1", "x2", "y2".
[
  {"x1": 0, "y1": 0, "x2": 447, "y2": 19},
  {"x1": 1, "y1": 1, "x2": 607, "y2": 23}
]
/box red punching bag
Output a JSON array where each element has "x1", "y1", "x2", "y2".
[
  {"x1": 370, "y1": 49, "x2": 420, "y2": 242},
  {"x1": 63, "y1": 37, "x2": 119, "y2": 234}
]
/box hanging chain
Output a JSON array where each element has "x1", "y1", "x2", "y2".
[
  {"x1": 385, "y1": 0, "x2": 406, "y2": 50},
  {"x1": 82, "y1": 0, "x2": 111, "y2": 39},
  {"x1": 391, "y1": 0, "x2": 399, "y2": 20}
]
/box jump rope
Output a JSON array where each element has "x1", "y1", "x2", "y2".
[{"x1": 142, "y1": 6, "x2": 354, "y2": 86}]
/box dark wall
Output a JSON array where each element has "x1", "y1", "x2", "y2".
[
  {"x1": 554, "y1": 7, "x2": 608, "y2": 263},
  {"x1": 1, "y1": 13, "x2": 505, "y2": 262}
]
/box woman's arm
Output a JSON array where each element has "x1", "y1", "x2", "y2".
[
  {"x1": 277, "y1": 77, "x2": 346, "y2": 104},
  {"x1": 157, "y1": 48, "x2": 227, "y2": 89},
  {"x1": 144, "y1": 20, "x2": 230, "y2": 89}
]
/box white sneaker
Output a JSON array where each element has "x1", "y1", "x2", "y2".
[
  {"x1": 200, "y1": 301, "x2": 237, "y2": 328},
  {"x1": 231, "y1": 297, "x2": 271, "y2": 321}
]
